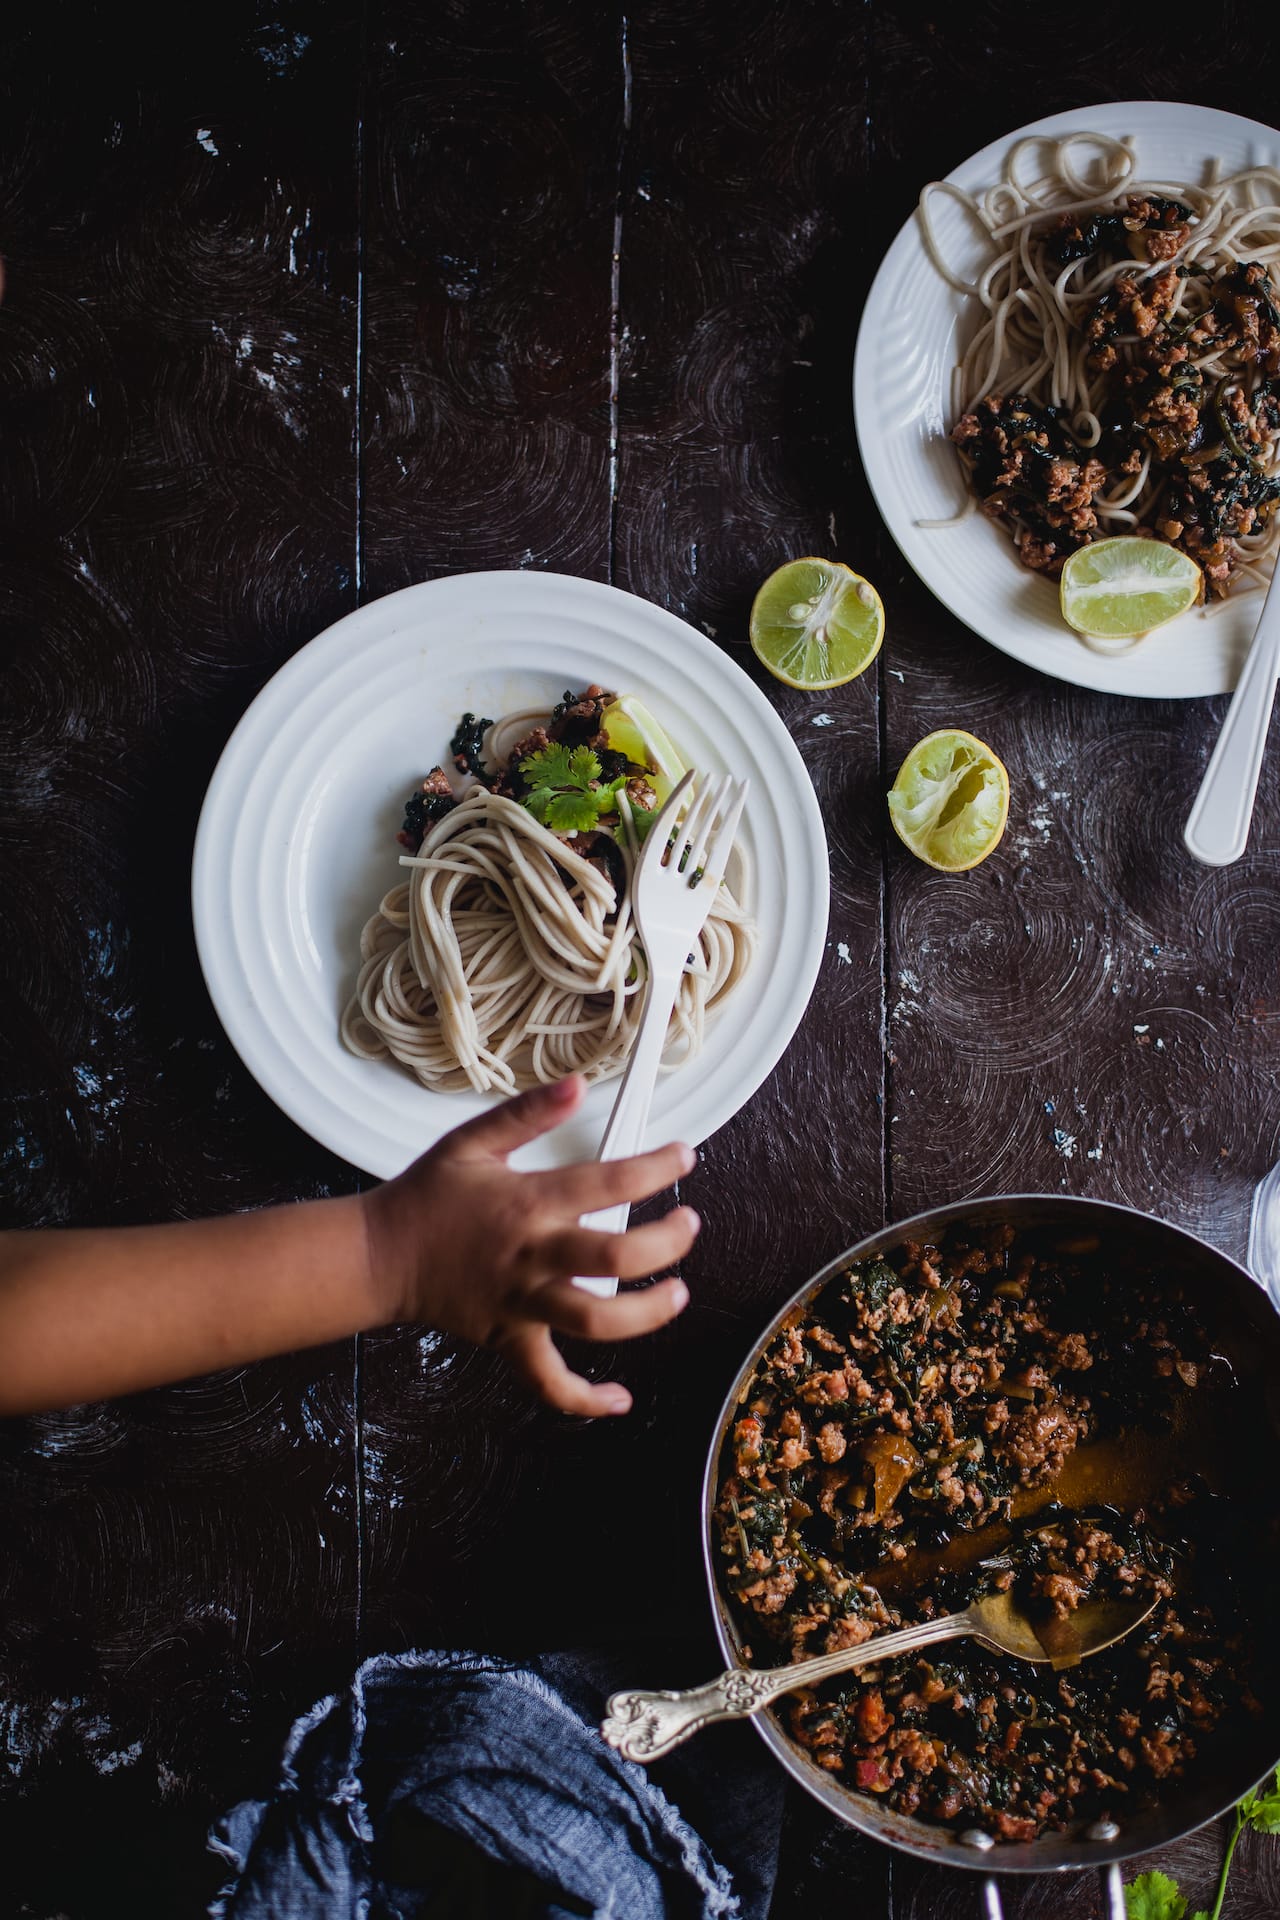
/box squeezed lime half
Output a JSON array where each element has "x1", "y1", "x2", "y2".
[{"x1": 889, "y1": 729, "x2": 1010, "y2": 872}]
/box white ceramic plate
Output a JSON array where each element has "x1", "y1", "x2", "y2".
[
  {"x1": 854, "y1": 99, "x2": 1280, "y2": 698},
  {"x1": 192, "y1": 572, "x2": 830, "y2": 1178}
]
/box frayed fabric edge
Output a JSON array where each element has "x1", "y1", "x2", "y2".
[
  {"x1": 350, "y1": 1650, "x2": 739, "y2": 1917},
  {"x1": 207, "y1": 1648, "x2": 740, "y2": 1920}
]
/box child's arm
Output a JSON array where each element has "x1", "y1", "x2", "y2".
[{"x1": 0, "y1": 1076, "x2": 697, "y2": 1420}]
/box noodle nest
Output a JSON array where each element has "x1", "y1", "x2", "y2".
[{"x1": 341, "y1": 788, "x2": 756, "y2": 1096}]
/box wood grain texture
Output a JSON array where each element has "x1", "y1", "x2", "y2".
[
  {"x1": 354, "y1": 0, "x2": 624, "y2": 1664},
  {"x1": 0, "y1": 6, "x2": 365, "y2": 1913},
  {"x1": 360, "y1": 0, "x2": 618, "y2": 596},
  {"x1": 2, "y1": 2, "x2": 1279, "y2": 1916}
]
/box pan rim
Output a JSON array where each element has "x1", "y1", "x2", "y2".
[{"x1": 699, "y1": 1191, "x2": 1280, "y2": 1876}]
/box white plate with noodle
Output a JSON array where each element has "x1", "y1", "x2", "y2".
[
  {"x1": 853, "y1": 100, "x2": 1280, "y2": 697},
  {"x1": 192, "y1": 571, "x2": 829, "y2": 1179}
]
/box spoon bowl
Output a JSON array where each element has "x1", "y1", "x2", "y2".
[{"x1": 964, "y1": 1588, "x2": 1158, "y2": 1669}]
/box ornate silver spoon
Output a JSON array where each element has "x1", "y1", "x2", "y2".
[{"x1": 601, "y1": 1588, "x2": 1156, "y2": 1762}]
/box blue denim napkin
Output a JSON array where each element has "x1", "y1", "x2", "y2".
[{"x1": 208, "y1": 1646, "x2": 784, "y2": 1919}]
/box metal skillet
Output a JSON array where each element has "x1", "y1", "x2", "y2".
[{"x1": 694, "y1": 1196, "x2": 1280, "y2": 1920}]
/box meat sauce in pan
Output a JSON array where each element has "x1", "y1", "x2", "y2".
[{"x1": 714, "y1": 1222, "x2": 1269, "y2": 1841}]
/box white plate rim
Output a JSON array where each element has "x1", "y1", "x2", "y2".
[
  {"x1": 191, "y1": 570, "x2": 831, "y2": 1180},
  {"x1": 853, "y1": 98, "x2": 1280, "y2": 699}
]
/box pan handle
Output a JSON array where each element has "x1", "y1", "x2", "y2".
[
  {"x1": 980, "y1": 1862, "x2": 1124, "y2": 1919},
  {"x1": 1101, "y1": 1863, "x2": 1126, "y2": 1920}
]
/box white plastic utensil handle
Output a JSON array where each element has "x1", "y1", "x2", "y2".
[
  {"x1": 1184, "y1": 573, "x2": 1280, "y2": 865},
  {"x1": 572, "y1": 961, "x2": 684, "y2": 1297}
]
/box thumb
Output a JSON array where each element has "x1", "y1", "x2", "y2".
[{"x1": 447, "y1": 1075, "x2": 587, "y2": 1161}]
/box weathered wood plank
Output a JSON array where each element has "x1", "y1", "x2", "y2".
[{"x1": 0, "y1": 7, "x2": 363, "y2": 1908}]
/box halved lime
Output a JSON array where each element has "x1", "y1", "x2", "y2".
[
  {"x1": 750, "y1": 557, "x2": 884, "y2": 689},
  {"x1": 1059, "y1": 537, "x2": 1202, "y2": 640},
  {"x1": 888, "y1": 730, "x2": 1009, "y2": 872}
]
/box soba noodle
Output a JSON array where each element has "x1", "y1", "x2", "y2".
[
  {"x1": 341, "y1": 786, "x2": 756, "y2": 1096},
  {"x1": 918, "y1": 133, "x2": 1280, "y2": 599}
]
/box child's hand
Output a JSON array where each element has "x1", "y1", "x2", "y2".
[
  {"x1": 361, "y1": 1074, "x2": 698, "y2": 1417},
  {"x1": 0, "y1": 1074, "x2": 694, "y2": 1418}
]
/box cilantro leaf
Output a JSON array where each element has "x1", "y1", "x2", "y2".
[
  {"x1": 545, "y1": 789, "x2": 601, "y2": 833},
  {"x1": 520, "y1": 786, "x2": 555, "y2": 825},
  {"x1": 518, "y1": 742, "x2": 622, "y2": 835},
  {"x1": 1124, "y1": 1872, "x2": 1187, "y2": 1920},
  {"x1": 1142, "y1": 1766, "x2": 1280, "y2": 1920},
  {"x1": 566, "y1": 745, "x2": 601, "y2": 785},
  {"x1": 521, "y1": 786, "x2": 555, "y2": 824},
  {"x1": 1242, "y1": 1765, "x2": 1280, "y2": 1834},
  {"x1": 520, "y1": 743, "x2": 576, "y2": 789}
]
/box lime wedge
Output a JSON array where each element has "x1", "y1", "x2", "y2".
[
  {"x1": 888, "y1": 730, "x2": 1009, "y2": 872},
  {"x1": 601, "y1": 696, "x2": 686, "y2": 804},
  {"x1": 1059, "y1": 537, "x2": 1202, "y2": 639},
  {"x1": 749, "y1": 558, "x2": 884, "y2": 689}
]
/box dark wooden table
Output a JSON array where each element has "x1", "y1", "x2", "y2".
[{"x1": 3, "y1": 4, "x2": 1280, "y2": 1915}]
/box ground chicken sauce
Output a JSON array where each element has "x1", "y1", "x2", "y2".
[
  {"x1": 714, "y1": 1222, "x2": 1259, "y2": 1841},
  {"x1": 950, "y1": 198, "x2": 1280, "y2": 595}
]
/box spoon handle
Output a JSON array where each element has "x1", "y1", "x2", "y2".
[
  {"x1": 1184, "y1": 575, "x2": 1280, "y2": 866},
  {"x1": 600, "y1": 1613, "x2": 970, "y2": 1762}
]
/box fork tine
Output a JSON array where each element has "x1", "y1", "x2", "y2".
[
  {"x1": 699, "y1": 778, "x2": 748, "y2": 885},
  {"x1": 636, "y1": 768, "x2": 693, "y2": 871},
  {"x1": 670, "y1": 775, "x2": 717, "y2": 872},
  {"x1": 684, "y1": 773, "x2": 732, "y2": 880}
]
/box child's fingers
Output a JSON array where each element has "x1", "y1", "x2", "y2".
[
  {"x1": 534, "y1": 1274, "x2": 689, "y2": 1342},
  {"x1": 503, "y1": 1324, "x2": 633, "y2": 1418},
  {"x1": 538, "y1": 1140, "x2": 696, "y2": 1214},
  {"x1": 543, "y1": 1206, "x2": 701, "y2": 1281},
  {"x1": 445, "y1": 1076, "x2": 586, "y2": 1161}
]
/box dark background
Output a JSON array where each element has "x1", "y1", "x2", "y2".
[{"x1": 3, "y1": 3, "x2": 1280, "y2": 1914}]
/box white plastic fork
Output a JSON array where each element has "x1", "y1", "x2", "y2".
[{"x1": 574, "y1": 768, "x2": 749, "y2": 1296}]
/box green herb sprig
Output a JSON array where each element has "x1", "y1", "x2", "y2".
[
  {"x1": 518, "y1": 744, "x2": 625, "y2": 834},
  {"x1": 1124, "y1": 1766, "x2": 1280, "y2": 1920}
]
